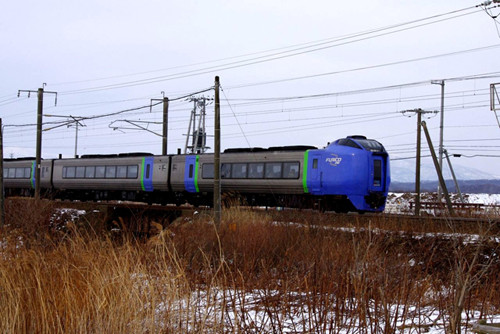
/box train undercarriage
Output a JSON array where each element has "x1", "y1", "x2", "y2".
[{"x1": 5, "y1": 187, "x2": 383, "y2": 214}]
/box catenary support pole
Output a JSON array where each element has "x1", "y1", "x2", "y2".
[
  {"x1": 415, "y1": 111, "x2": 422, "y2": 216},
  {"x1": 401, "y1": 108, "x2": 437, "y2": 216},
  {"x1": 434, "y1": 80, "x2": 445, "y2": 201},
  {"x1": 0, "y1": 118, "x2": 4, "y2": 228},
  {"x1": 35, "y1": 88, "x2": 43, "y2": 200},
  {"x1": 214, "y1": 76, "x2": 221, "y2": 226},
  {"x1": 74, "y1": 120, "x2": 79, "y2": 158},
  {"x1": 150, "y1": 95, "x2": 169, "y2": 155},
  {"x1": 18, "y1": 87, "x2": 57, "y2": 200},
  {"x1": 162, "y1": 97, "x2": 169, "y2": 155}
]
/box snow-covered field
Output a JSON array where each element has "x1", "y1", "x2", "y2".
[
  {"x1": 385, "y1": 192, "x2": 500, "y2": 215},
  {"x1": 155, "y1": 287, "x2": 500, "y2": 333}
]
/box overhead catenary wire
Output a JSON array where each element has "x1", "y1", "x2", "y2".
[
  {"x1": 2, "y1": 87, "x2": 214, "y2": 132},
  {"x1": 57, "y1": 43, "x2": 500, "y2": 96},
  {"x1": 50, "y1": 5, "x2": 480, "y2": 90},
  {"x1": 2, "y1": 83, "x2": 496, "y2": 146},
  {"x1": 52, "y1": 6, "x2": 482, "y2": 95},
  {"x1": 226, "y1": 45, "x2": 500, "y2": 90}
]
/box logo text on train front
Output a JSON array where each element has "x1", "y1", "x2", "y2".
[{"x1": 326, "y1": 154, "x2": 342, "y2": 167}]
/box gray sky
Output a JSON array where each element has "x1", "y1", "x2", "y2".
[{"x1": 1, "y1": 0, "x2": 500, "y2": 177}]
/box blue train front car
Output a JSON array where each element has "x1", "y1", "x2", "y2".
[{"x1": 305, "y1": 136, "x2": 390, "y2": 212}]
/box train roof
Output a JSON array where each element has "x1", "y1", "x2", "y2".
[
  {"x1": 330, "y1": 136, "x2": 386, "y2": 153},
  {"x1": 79, "y1": 152, "x2": 154, "y2": 159},
  {"x1": 224, "y1": 145, "x2": 317, "y2": 153},
  {"x1": 3, "y1": 157, "x2": 36, "y2": 161}
]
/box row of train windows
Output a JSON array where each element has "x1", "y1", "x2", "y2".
[
  {"x1": 3, "y1": 167, "x2": 32, "y2": 179},
  {"x1": 62, "y1": 165, "x2": 139, "y2": 179},
  {"x1": 200, "y1": 162, "x2": 300, "y2": 179}
]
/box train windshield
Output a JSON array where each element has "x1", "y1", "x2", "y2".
[{"x1": 355, "y1": 139, "x2": 385, "y2": 152}]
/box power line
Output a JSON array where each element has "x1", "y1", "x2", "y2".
[
  {"x1": 226, "y1": 45, "x2": 500, "y2": 90},
  {"x1": 50, "y1": 5, "x2": 479, "y2": 90},
  {"x1": 54, "y1": 6, "x2": 481, "y2": 95}
]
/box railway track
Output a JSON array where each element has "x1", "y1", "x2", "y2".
[{"x1": 7, "y1": 197, "x2": 500, "y2": 236}]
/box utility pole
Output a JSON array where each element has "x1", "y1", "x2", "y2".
[
  {"x1": 69, "y1": 116, "x2": 85, "y2": 158},
  {"x1": 150, "y1": 94, "x2": 169, "y2": 155},
  {"x1": 162, "y1": 97, "x2": 169, "y2": 155},
  {"x1": 401, "y1": 108, "x2": 438, "y2": 216},
  {"x1": 214, "y1": 76, "x2": 221, "y2": 226},
  {"x1": 0, "y1": 118, "x2": 4, "y2": 228},
  {"x1": 432, "y1": 80, "x2": 445, "y2": 201},
  {"x1": 18, "y1": 86, "x2": 57, "y2": 200}
]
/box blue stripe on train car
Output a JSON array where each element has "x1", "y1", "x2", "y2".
[
  {"x1": 31, "y1": 161, "x2": 36, "y2": 189},
  {"x1": 141, "y1": 157, "x2": 154, "y2": 192},
  {"x1": 184, "y1": 155, "x2": 199, "y2": 193}
]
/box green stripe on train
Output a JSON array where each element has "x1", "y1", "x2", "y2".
[
  {"x1": 140, "y1": 157, "x2": 146, "y2": 191},
  {"x1": 303, "y1": 150, "x2": 309, "y2": 193},
  {"x1": 194, "y1": 155, "x2": 200, "y2": 193}
]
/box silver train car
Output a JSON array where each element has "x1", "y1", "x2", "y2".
[{"x1": 3, "y1": 136, "x2": 390, "y2": 212}]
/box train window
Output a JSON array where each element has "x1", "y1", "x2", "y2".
[
  {"x1": 188, "y1": 164, "x2": 194, "y2": 178},
  {"x1": 127, "y1": 165, "x2": 138, "y2": 179},
  {"x1": 337, "y1": 138, "x2": 361, "y2": 149},
  {"x1": 3, "y1": 168, "x2": 7, "y2": 178},
  {"x1": 66, "y1": 166, "x2": 76, "y2": 178},
  {"x1": 116, "y1": 166, "x2": 127, "y2": 178},
  {"x1": 356, "y1": 139, "x2": 384, "y2": 152},
  {"x1": 96, "y1": 166, "x2": 106, "y2": 178},
  {"x1": 312, "y1": 159, "x2": 318, "y2": 169},
  {"x1": 221, "y1": 163, "x2": 231, "y2": 179},
  {"x1": 15, "y1": 168, "x2": 24, "y2": 179},
  {"x1": 283, "y1": 162, "x2": 299, "y2": 179},
  {"x1": 106, "y1": 166, "x2": 117, "y2": 178},
  {"x1": 373, "y1": 160, "x2": 382, "y2": 187},
  {"x1": 24, "y1": 167, "x2": 32, "y2": 178},
  {"x1": 76, "y1": 166, "x2": 85, "y2": 178},
  {"x1": 265, "y1": 162, "x2": 282, "y2": 179},
  {"x1": 202, "y1": 163, "x2": 214, "y2": 179},
  {"x1": 85, "y1": 166, "x2": 95, "y2": 178},
  {"x1": 248, "y1": 163, "x2": 264, "y2": 178},
  {"x1": 232, "y1": 163, "x2": 247, "y2": 178},
  {"x1": 146, "y1": 164, "x2": 151, "y2": 179},
  {"x1": 8, "y1": 168, "x2": 16, "y2": 179}
]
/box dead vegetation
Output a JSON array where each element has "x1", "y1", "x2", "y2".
[{"x1": 0, "y1": 198, "x2": 499, "y2": 333}]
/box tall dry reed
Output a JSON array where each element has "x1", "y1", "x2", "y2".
[{"x1": 0, "y1": 198, "x2": 499, "y2": 333}]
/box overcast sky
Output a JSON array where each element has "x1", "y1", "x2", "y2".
[{"x1": 1, "y1": 0, "x2": 500, "y2": 178}]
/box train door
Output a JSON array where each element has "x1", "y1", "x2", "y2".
[
  {"x1": 141, "y1": 157, "x2": 154, "y2": 192},
  {"x1": 306, "y1": 151, "x2": 323, "y2": 194},
  {"x1": 184, "y1": 155, "x2": 199, "y2": 193}
]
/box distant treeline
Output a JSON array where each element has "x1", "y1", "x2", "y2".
[{"x1": 389, "y1": 179, "x2": 500, "y2": 194}]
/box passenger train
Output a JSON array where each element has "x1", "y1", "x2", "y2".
[{"x1": 3, "y1": 135, "x2": 390, "y2": 212}]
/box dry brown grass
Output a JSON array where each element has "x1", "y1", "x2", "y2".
[{"x1": 1, "y1": 198, "x2": 499, "y2": 333}]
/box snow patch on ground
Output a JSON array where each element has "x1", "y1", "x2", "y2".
[
  {"x1": 385, "y1": 192, "x2": 500, "y2": 214},
  {"x1": 153, "y1": 287, "x2": 500, "y2": 333}
]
